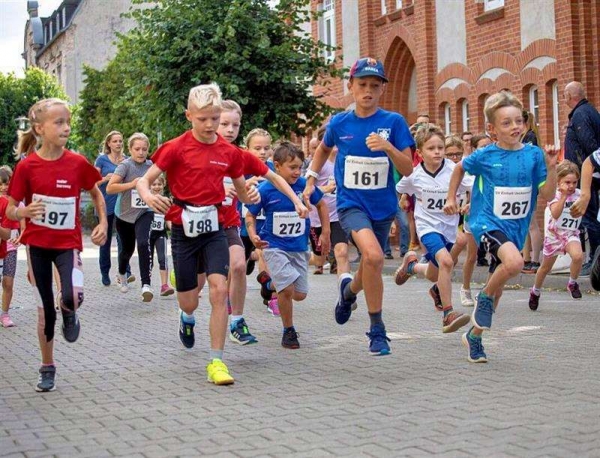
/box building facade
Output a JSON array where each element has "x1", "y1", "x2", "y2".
[
  {"x1": 311, "y1": 0, "x2": 600, "y2": 146},
  {"x1": 22, "y1": 0, "x2": 137, "y2": 103}
]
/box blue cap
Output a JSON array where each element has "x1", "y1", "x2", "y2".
[{"x1": 349, "y1": 57, "x2": 388, "y2": 82}]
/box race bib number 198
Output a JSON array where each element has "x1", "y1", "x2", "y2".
[
  {"x1": 32, "y1": 194, "x2": 76, "y2": 230},
  {"x1": 181, "y1": 205, "x2": 218, "y2": 237},
  {"x1": 493, "y1": 186, "x2": 531, "y2": 220}
]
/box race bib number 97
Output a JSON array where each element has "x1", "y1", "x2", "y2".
[
  {"x1": 32, "y1": 194, "x2": 76, "y2": 230},
  {"x1": 131, "y1": 189, "x2": 149, "y2": 209},
  {"x1": 344, "y1": 156, "x2": 389, "y2": 190},
  {"x1": 273, "y1": 212, "x2": 305, "y2": 238},
  {"x1": 181, "y1": 205, "x2": 218, "y2": 237},
  {"x1": 493, "y1": 186, "x2": 532, "y2": 220}
]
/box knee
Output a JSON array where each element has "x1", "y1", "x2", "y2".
[
  {"x1": 230, "y1": 257, "x2": 246, "y2": 278},
  {"x1": 278, "y1": 285, "x2": 294, "y2": 299},
  {"x1": 571, "y1": 249, "x2": 584, "y2": 265},
  {"x1": 293, "y1": 292, "x2": 307, "y2": 301},
  {"x1": 504, "y1": 257, "x2": 524, "y2": 275},
  {"x1": 334, "y1": 244, "x2": 348, "y2": 259},
  {"x1": 362, "y1": 248, "x2": 384, "y2": 269},
  {"x1": 437, "y1": 253, "x2": 454, "y2": 271}
]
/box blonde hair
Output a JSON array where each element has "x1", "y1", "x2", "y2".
[
  {"x1": 445, "y1": 135, "x2": 464, "y2": 151},
  {"x1": 221, "y1": 99, "x2": 242, "y2": 118},
  {"x1": 0, "y1": 165, "x2": 13, "y2": 184},
  {"x1": 556, "y1": 160, "x2": 580, "y2": 181},
  {"x1": 244, "y1": 128, "x2": 272, "y2": 148},
  {"x1": 484, "y1": 91, "x2": 523, "y2": 124},
  {"x1": 522, "y1": 110, "x2": 541, "y2": 145},
  {"x1": 414, "y1": 124, "x2": 445, "y2": 150},
  {"x1": 15, "y1": 98, "x2": 69, "y2": 158},
  {"x1": 102, "y1": 130, "x2": 123, "y2": 155},
  {"x1": 188, "y1": 82, "x2": 222, "y2": 111},
  {"x1": 128, "y1": 132, "x2": 150, "y2": 150},
  {"x1": 153, "y1": 174, "x2": 166, "y2": 187}
]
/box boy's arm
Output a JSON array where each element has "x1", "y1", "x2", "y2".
[
  {"x1": 232, "y1": 176, "x2": 256, "y2": 204},
  {"x1": 264, "y1": 170, "x2": 308, "y2": 218},
  {"x1": 571, "y1": 157, "x2": 593, "y2": 218},
  {"x1": 137, "y1": 164, "x2": 171, "y2": 214},
  {"x1": 0, "y1": 227, "x2": 10, "y2": 241},
  {"x1": 539, "y1": 146, "x2": 559, "y2": 201},
  {"x1": 315, "y1": 200, "x2": 331, "y2": 256},
  {"x1": 89, "y1": 185, "x2": 108, "y2": 247},
  {"x1": 443, "y1": 162, "x2": 466, "y2": 215},
  {"x1": 245, "y1": 212, "x2": 268, "y2": 249},
  {"x1": 366, "y1": 133, "x2": 413, "y2": 177},
  {"x1": 303, "y1": 142, "x2": 332, "y2": 200}
]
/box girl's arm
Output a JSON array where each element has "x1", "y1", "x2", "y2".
[
  {"x1": 95, "y1": 166, "x2": 112, "y2": 185},
  {"x1": 263, "y1": 170, "x2": 308, "y2": 217},
  {"x1": 106, "y1": 173, "x2": 136, "y2": 195},
  {"x1": 549, "y1": 193, "x2": 567, "y2": 220},
  {"x1": 89, "y1": 185, "x2": 108, "y2": 246}
]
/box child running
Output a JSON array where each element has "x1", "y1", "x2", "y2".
[
  {"x1": 394, "y1": 126, "x2": 471, "y2": 333},
  {"x1": 303, "y1": 57, "x2": 414, "y2": 355},
  {"x1": 149, "y1": 175, "x2": 175, "y2": 297},
  {"x1": 246, "y1": 141, "x2": 330, "y2": 349},
  {"x1": 7, "y1": 98, "x2": 107, "y2": 391},
  {"x1": 444, "y1": 91, "x2": 558, "y2": 363},
  {"x1": 529, "y1": 160, "x2": 583, "y2": 310}
]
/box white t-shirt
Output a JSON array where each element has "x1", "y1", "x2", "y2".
[
  {"x1": 307, "y1": 158, "x2": 338, "y2": 226},
  {"x1": 396, "y1": 159, "x2": 470, "y2": 243}
]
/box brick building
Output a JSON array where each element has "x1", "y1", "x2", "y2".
[{"x1": 311, "y1": 0, "x2": 600, "y2": 146}]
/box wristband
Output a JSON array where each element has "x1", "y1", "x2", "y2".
[{"x1": 305, "y1": 169, "x2": 319, "y2": 180}]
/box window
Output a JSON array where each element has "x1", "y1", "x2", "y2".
[
  {"x1": 484, "y1": 0, "x2": 504, "y2": 12},
  {"x1": 552, "y1": 81, "x2": 560, "y2": 147},
  {"x1": 444, "y1": 103, "x2": 452, "y2": 135},
  {"x1": 396, "y1": 0, "x2": 403, "y2": 8},
  {"x1": 461, "y1": 100, "x2": 470, "y2": 132},
  {"x1": 529, "y1": 85, "x2": 539, "y2": 127},
  {"x1": 321, "y1": 0, "x2": 336, "y2": 61},
  {"x1": 381, "y1": 0, "x2": 387, "y2": 15}
]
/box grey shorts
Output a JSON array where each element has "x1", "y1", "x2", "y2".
[{"x1": 262, "y1": 249, "x2": 310, "y2": 294}]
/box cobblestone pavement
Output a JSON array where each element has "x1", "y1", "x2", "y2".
[{"x1": 2, "y1": 243, "x2": 600, "y2": 457}]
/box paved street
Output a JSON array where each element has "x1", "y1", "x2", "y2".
[{"x1": 2, "y1": 242, "x2": 600, "y2": 457}]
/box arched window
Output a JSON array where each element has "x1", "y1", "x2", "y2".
[
  {"x1": 552, "y1": 81, "x2": 560, "y2": 146},
  {"x1": 529, "y1": 85, "x2": 539, "y2": 127},
  {"x1": 461, "y1": 100, "x2": 470, "y2": 132},
  {"x1": 444, "y1": 103, "x2": 452, "y2": 135}
]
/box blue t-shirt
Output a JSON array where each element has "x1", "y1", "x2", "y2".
[
  {"x1": 238, "y1": 161, "x2": 275, "y2": 237},
  {"x1": 247, "y1": 176, "x2": 324, "y2": 252},
  {"x1": 94, "y1": 154, "x2": 120, "y2": 215},
  {"x1": 462, "y1": 143, "x2": 547, "y2": 250},
  {"x1": 323, "y1": 108, "x2": 414, "y2": 221}
]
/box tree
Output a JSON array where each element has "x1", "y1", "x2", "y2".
[
  {"x1": 76, "y1": 0, "x2": 343, "y2": 154},
  {"x1": 0, "y1": 68, "x2": 68, "y2": 165}
]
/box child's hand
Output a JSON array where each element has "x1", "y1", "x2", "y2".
[
  {"x1": 366, "y1": 132, "x2": 390, "y2": 153},
  {"x1": 443, "y1": 197, "x2": 459, "y2": 215},
  {"x1": 543, "y1": 144, "x2": 560, "y2": 168},
  {"x1": 319, "y1": 232, "x2": 331, "y2": 256},
  {"x1": 295, "y1": 201, "x2": 309, "y2": 219},
  {"x1": 24, "y1": 200, "x2": 45, "y2": 220},
  {"x1": 399, "y1": 195, "x2": 410, "y2": 212},
  {"x1": 460, "y1": 202, "x2": 471, "y2": 215},
  {"x1": 224, "y1": 183, "x2": 237, "y2": 200},
  {"x1": 302, "y1": 181, "x2": 316, "y2": 203},
  {"x1": 251, "y1": 234, "x2": 269, "y2": 249},
  {"x1": 321, "y1": 182, "x2": 336, "y2": 194},
  {"x1": 246, "y1": 176, "x2": 260, "y2": 187},
  {"x1": 570, "y1": 193, "x2": 590, "y2": 218},
  {"x1": 146, "y1": 194, "x2": 172, "y2": 215},
  {"x1": 91, "y1": 222, "x2": 108, "y2": 246},
  {"x1": 558, "y1": 181, "x2": 572, "y2": 196},
  {"x1": 130, "y1": 178, "x2": 140, "y2": 189},
  {"x1": 247, "y1": 185, "x2": 261, "y2": 204}
]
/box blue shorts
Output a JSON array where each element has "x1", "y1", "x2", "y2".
[
  {"x1": 421, "y1": 232, "x2": 453, "y2": 268},
  {"x1": 338, "y1": 207, "x2": 393, "y2": 251}
]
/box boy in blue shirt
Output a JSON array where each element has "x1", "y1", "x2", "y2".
[
  {"x1": 444, "y1": 91, "x2": 558, "y2": 363},
  {"x1": 246, "y1": 142, "x2": 330, "y2": 349},
  {"x1": 303, "y1": 57, "x2": 414, "y2": 355}
]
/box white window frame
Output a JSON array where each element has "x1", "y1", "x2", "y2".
[
  {"x1": 552, "y1": 81, "x2": 560, "y2": 147},
  {"x1": 529, "y1": 85, "x2": 539, "y2": 128},
  {"x1": 396, "y1": 0, "x2": 403, "y2": 9},
  {"x1": 381, "y1": 0, "x2": 387, "y2": 15},
  {"x1": 321, "y1": 0, "x2": 336, "y2": 61},
  {"x1": 484, "y1": 0, "x2": 504, "y2": 12},
  {"x1": 461, "y1": 101, "x2": 470, "y2": 132},
  {"x1": 444, "y1": 103, "x2": 452, "y2": 136}
]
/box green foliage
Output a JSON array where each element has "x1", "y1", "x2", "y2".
[
  {"x1": 76, "y1": 0, "x2": 343, "y2": 154},
  {"x1": 0, "y1": 68, "x2": 68, "y2": 165}
]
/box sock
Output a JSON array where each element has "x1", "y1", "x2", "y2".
[
  {"x1": 531, "y1": 286, "x2": 540, "y2": 296},
  {"x1": 407, "y1": 261, "x2": 416, "y2": 275},
  {"x1": 209, "y1": 349, "x2": 224, "y2": 361},
  {"x1": 181, "y1": 311, "x2": 195, "y2": 323},
  {"x1": 41, "y1": 363, "x2": 55, "y2": 367},
  {"x1": 283, "y1": 326, "x2": 296, "y2": 334},
  {"x1": 343, "y1": 281, "x2": 356, "y2": 301},
  {"x1": 469, "y1": 328, "x2": 481, "y2": 339},
  {"x1": 442, "y1": 305, "x2": 453, "y2": 317},
  {"x1": 568, "y1": 278, "x2": 577, "y2": 285},
  {"x1": 230, "y1": 315, "x2": 243, "y2": 327},
  {"x1": 369, "y1": 311, "x2": 383, "y2": 327}
]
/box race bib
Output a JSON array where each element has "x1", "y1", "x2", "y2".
[
  {"x1": 222, "y1": 177, "x2": 233, "y2": 206},
  {"x1": 273, "y1": 212, "x2": 305, "y2": 238},
  {"x1": 421, "y1": 189, "x2": 448, "y2": 213},
  {"x1": 559, "y1": 207, "x2": 581, "y2": 230},
  {"x1": 151, "y1": 213, "x2": 165, "y2": 231},
  {"x1": 31, "y1": 194, "x2": 76, "y2": 230},
  {"x1": 493, "y1": 186, "x2": 531, "y2": 220},
  {"x1": 131, "y1": 189, "x2": 148, "y2": 209},
  {"x1": 325, "y1": 175, "x2": 337, "y2": 197},
  {"x1": 344, "y1": 156, "x2": 389, "y2": 190},
  {"x1": 181, "y1": 205, "x2": 218, "y2": 237}
]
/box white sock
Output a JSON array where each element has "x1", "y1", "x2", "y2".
[
  {"x1": 532, "y1": 286, "x2": 540, "y2": 295},
  {"x1": 569, "y1": 277, "x2": 576, "y2": 284},
  {"x1": 230, "y1": 315, "x2": 243, "y2": 325}
]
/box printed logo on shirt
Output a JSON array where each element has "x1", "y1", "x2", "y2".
[
  {"x1": 492, "y1": 164, "x2": 503, "y2": 168},
  {"x1": 339, "y1": 135, "x2": 354, "y2": 141},
  {"x1": 267, "y1": 199, "x2": 282, "y2": 205},
  {"x1": 56, "y1": 179, "x2": 71, "y2": 189},
  {"x1": 209, "y1": 161, "x2": 229, "y2": 167},
  {"x1": 377, "y1": 128, "x2": 391, "y2": 141}
]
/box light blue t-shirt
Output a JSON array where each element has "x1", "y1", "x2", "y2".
[
  {"x1": 323, "y1": 108, "x2": 414, "y2": 221},
  {"x1": 462, "y1": 143, "x2": 547, "y2": 250},
  {"x1": 247, "y1": 177, "x2": 324, "y2": 252}
]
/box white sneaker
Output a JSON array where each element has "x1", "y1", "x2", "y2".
[
  {"x1": 119, "y1": 275, "x2": 129, "y2": 293},
  {"x1": 460, "y1": 287, "x2": 474, "y2": 307},
  {"x1": 141, "y1": 284, "x2": 154, "y2": 302}
]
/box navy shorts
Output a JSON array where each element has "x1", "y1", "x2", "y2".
[
  {"x1": 481, "y1": 230, "x2": 511, "y2": 273},
  {"x1": 338, "y1": 207, "x2": 393, "y2": 251},
  {"x1": 421, "y1": 232, "x2": 454, "y2": 268}
]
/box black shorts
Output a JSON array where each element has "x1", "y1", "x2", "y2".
[
  {"x1": 242, "y1": 235, "x2": 255, "y2": 261},
  {"x1": 171, "y1": 225, "x2": 229, "y2": 292},
  {"x1": 225, "y1": 226, "x2": 243, "y2": 248},
  {"x1": 309, "y1": 226, "x2": 323, "y2": 255},
  {"x1": 481, "y1": 230, "x2": 511, "y2": 274},
  {"x1": 310, "y1": 221, "x2": 348, "y2": 256}
]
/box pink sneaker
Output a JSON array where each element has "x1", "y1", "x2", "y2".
[
  {"x1": 160, "y1": 284, "x2": 175, "y2": 297},
  {"x1": 267, "y1": 297, "x2": 280, "y2": 316},
  {"x1": 0, "y1": 313, "x2": 14, "y2": 328}
]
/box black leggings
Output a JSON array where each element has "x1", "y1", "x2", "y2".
[
  {"x1": 28, "y1": 246, "x2": 83, "y2": 342},
  {"x1": 150, "y1": 230, "x2": 168, "y2": 271},
  {"x1": 116, "y1": 212, "x2": 154, "y2": 286}
]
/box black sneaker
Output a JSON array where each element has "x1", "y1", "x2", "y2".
[
  {"x1": 35, "y1": 366, "x2": 56, "y2": 392},
  {"x1": 476, "y1": 258, "x2": 489, "y2": 267},
  {"x1": 178, "y1": 311, "x2": 195, "y2": 349},
  {"x1": 282, "y1": 327, "x2": 300, "y2": 349},
  {"x1": 256, "y1": 271, "x2": 273, "y2": 303},
  {"x1": 590, "y1": 247, "x2": 600, "y2": 289},
  {"x1": 529, "y1": 290, "x2": 540, "y2": 311},
  {"x1": 61, "y1": 309, "x2": 80, "y2": 343},
  {"x1": 567, "y1": 281, "x2": 582, "y2": 299},
  {"x1": 246, "y1": 258, "x2": 256, "y2": 276}
]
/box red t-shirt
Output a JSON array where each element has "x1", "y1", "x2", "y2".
[
  {"x1": 151, "y1": 131, "x2": 244, "y2": 225},
  {"x1": 8, "y1": 150, "x2": 102, "y2": 251},
  {"x1": 0, "y1": 197, "x2": 9, "y2": 258},
  {"x1": 221, "y1": 149, "x2": 270, "y2": 228}
]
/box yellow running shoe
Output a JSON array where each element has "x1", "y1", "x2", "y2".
[{"x1": 206, "y1": 359, "x2": 234, "y2": 385}]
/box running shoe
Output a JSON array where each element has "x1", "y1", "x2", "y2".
[
  {"x1": 256, "y1": 271, "x2": 273, "y2": 303},
  {"x1": 61, "y1": 309, "x2": 80, "y2": 343},
  {"x1": 529, "y1": 289, "x2": 540, "y2": 311},
  {"x1": 35, "y1": 365, "x2": 56, "y2": 392},
  {"x1": 329, "y1": 258, "x2": 338, "y2": 274},
  {"x1": 476, "y1": 258, "x2": 489, "y2": 267},
  {"x1": 206, "y1": 359, "x2": 234, "y2": 385},
  {"x1": 395, "y1": 251, "x2": 417, "y2": 285},
  {"x1": 246, "y1": 258, "x2": 256, "y2": 276},
  {"x1": 141, "y1": 285, "x2": 154, "y2": 302},
  {"x1": 366, "y1": 324, "x2": 390, "y2": 356},
  {"x1": 429, "y1": 284, "x2": 443, "y2": 311},
  {"x1": 160, "y1": 284, "x2": 175, "y2": 297},
  {"x1": 335, "y1": 273, "x2": 356, "y2": 325},
  {"x1": 462, "y1": 327, "x2": 487, "y2": 363},
  {"x1": 266, "y1": 297, "x2": 280, "y2": 316},
  {"x1": 460, "y1": 287, "x2": 475, "y2": 307},
  {"x1": 522, "y1": 262, "x2": 540, "y2": 274},
  {"x1": 385, "y1": 253, "x2": 394, "y2": 260},
  {"x1": 472, "y1": 292, "x2": 494, "y2": 330},
  {"x1": 568, "y1": 282, "x2": 582, "y2": 300},
  {"x1": 0, "y1": 313, "x2": 14, "y2": 328},
  {"x1": 178, "y1": 311, "x2": 195, "y2": 349},
  {"x1": 229, "y1": 318, "x2": 258, "y2": 345},
  {"x1": 281, "y1": 327, "x2": 300, "y2": 349},
  {"x1": 101, "y1": 273, "x2": 111, "y2": 286},
  {"x1": 119, "y1": 275, "x2": 129, "y2": 293},
  {"x1": 442, "y1": 311, "x2": 471, "y2": 333},
  {"x1": 116, "y1": 274, "x2": 136, "y2": 285},
  {"x1": 313, "y1": 266, "x2": 324, "y2": 275}
]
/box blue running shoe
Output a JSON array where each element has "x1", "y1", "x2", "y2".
[
  {"x1": 335, "y1": 273, "x2": 356, "y2": 325},
  {"x1": 472, "y1": 292, "x2": 494, "y2": 330},
  {"x1": 179, "y1": 311, "x2": 195, "y2": 349},
  {"x1": 229, "y1": 318, "x2": 258, "y2": 345},
  {"x1": 366, "y1": 324, "x2": 391, "y2": 356},
  {"x1": 462, "y1": 327, "x2": 487, "y2": 363}
]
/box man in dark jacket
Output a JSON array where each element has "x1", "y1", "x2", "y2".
[{"x1": 564, "y1": 81, "x2": 600, "y2": 273}]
